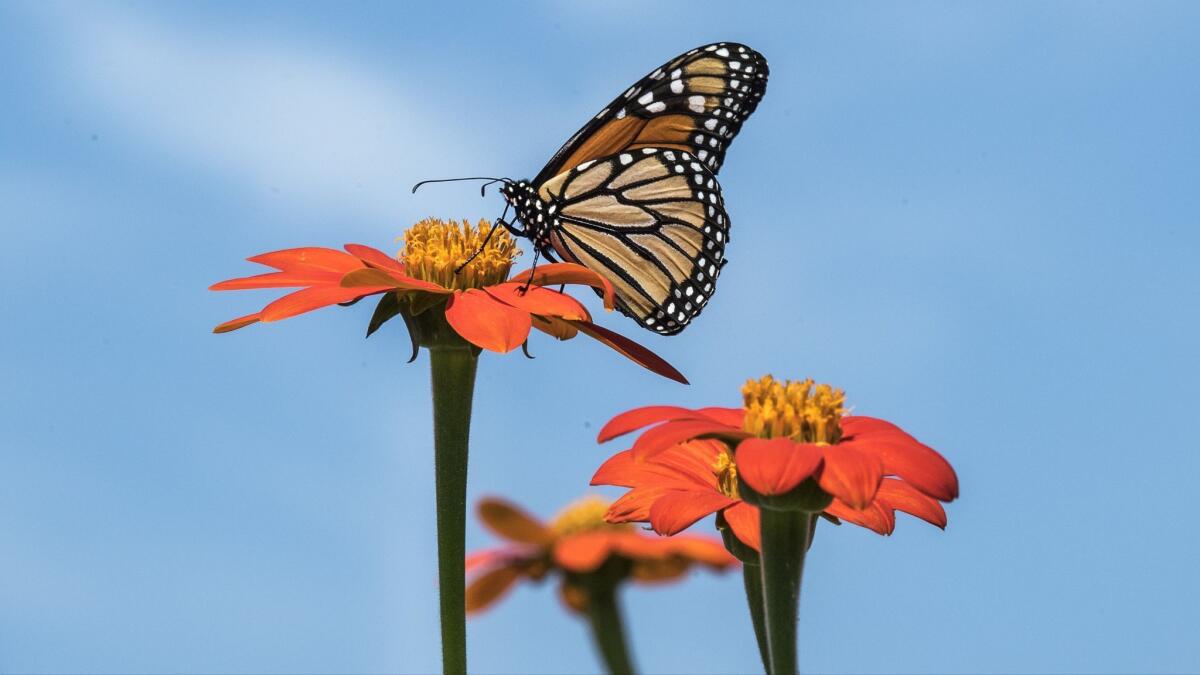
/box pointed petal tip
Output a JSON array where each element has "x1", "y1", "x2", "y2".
[{"x1": 213, "y1": 313, "x2": 261, "y2": 333}]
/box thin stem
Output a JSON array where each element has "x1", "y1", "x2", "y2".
[
  {"x1": 759, "y1": 509, "x2": 812, "y2": 675},
  {"x1": 583, "y1": 581, "x2": 636, "y2": 675},
  {"x1": 429, "y1": 346, "x2": 478, "y2": 675},
  {"x1": 742, "y1": 562, "x2": 770, "y2": 673}
]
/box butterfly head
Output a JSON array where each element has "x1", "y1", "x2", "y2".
[{"x1": 500, "y1": 180, "x2": 553, "y2": 249}]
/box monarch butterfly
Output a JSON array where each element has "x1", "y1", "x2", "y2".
[{"x1": 421, "y1": 42, "x2": 768, "y2": 334}]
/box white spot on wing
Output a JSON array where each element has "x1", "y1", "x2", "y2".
[{"x1": 688, "y1": 95, "x2": 705, "y2": 113}]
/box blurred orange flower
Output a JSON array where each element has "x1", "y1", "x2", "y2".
[
  {"x1": 591, "y1": 376, "x2": 959, "y2": 549},
  {"x1": 210, "y1": 219, "x2": 685, "y2": 382},
  {"x1": 466, "y1": 495, "x2": 735, "y2": 614}
]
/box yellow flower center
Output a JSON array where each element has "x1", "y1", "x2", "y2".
[
  {"x1": 741, "y1": 375, "x2": 846, "y2": 443},
  {"x1": 549, "y1": 496, "x2": 631, "y2": 538},
  {"x1": 400, "y1": 218, "x2": 519, "y2": 291},
  {"x1": 713, "y1": 447, "x2": 740, "y2": 499}
]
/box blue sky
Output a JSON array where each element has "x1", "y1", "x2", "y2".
[{"x1": 2, "y1": 1, "x2": 1198, "y2": 673}]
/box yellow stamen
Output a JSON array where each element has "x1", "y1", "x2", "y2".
[
  {"x1": 741, "y1": 375, "x2": 846, "y2": 443},
  {"x1": 400, "y1": 218, "x2": 520, "y2": 291},
  {"x1": 713, "y1": 447, "x2": 741, "y2": 499},
  {"x1": 549, "y1": 495, "x2": 632, "y2": 538}
]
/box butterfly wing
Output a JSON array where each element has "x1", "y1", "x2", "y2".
[
  {"x1": 533, "y1": 42, "x2": 768, "y2": 185},
  {"x1": 537, "y1": 148, "x2": 728, "y2": 335}
]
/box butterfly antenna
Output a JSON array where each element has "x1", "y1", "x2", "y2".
[
  {"x1": 478, "y1": 178, "x2": 508, "y2": 196},
  {"x1": 411, "y1": 176, "x2": 511, "y2": 193}
]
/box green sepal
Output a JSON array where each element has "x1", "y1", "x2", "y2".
[
  {"x1": 716, "y1": 510, "x2": 760, "y2": 565},
  {"x1": 366, "y1": 292, "x2": 402, "y2": 338},
  {"x1": 407, "y1": 290, "x2": 449, "y2": 317}
]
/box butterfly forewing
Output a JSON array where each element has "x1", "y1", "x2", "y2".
[
  {"x1": 540, "y1": 148, "x2": 728, "y2": 335},
  {"x1": 534, "y1": 42, "x2": 768, "y2": 184}
]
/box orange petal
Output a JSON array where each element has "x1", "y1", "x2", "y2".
[
  {"x1": 259, "y1": 285, "x2": 386, "y2": 323},
  {"x1": 508, "y1": 262, "x2": 616, "y2": 310},
  {"x1": 630, "y1": 419, "x2": 747, "y2": 461},
  {"x1": 646, "y1": 440, "x2": 726, "y2": 490},
  {"x1": 825, "y1": 498, "x2": 894, "y2": 535},
  {"x1": 530, "y1": 315, "x2": 580, "y2": 340},
  {"x1": 554, "y1": 532, "x2": 616, "y2": 572},
  {"x1": 563, "y1": 319, "x2": 688, "y2": 384},
  {"x1": 343, "y1": 243, "x2": 405, "y2": 273},
  {"x1": 647, "y1": 489, "x2": 737, "y2": 536},
  {"x1": 210, "y1": 270, "x2": 342, "y2": 291},
  {"x1": 597, "y1": 406, "x2": 706, "y2": 443},
  {"x1": 695, "y1": 406, "x2": 746, "y2": 428},
  {"x1": 594, "y1": 447, "x2": 718, "y2": 502},
  {"x1": 485, "y1": 283, "x2": 590, "y2": 321},
  {"x1": 663, "y1": 534, "x2": 739, "y2": 568},
  {"x1": 840, "y1": 416, "x2": 959, "y2": 502},
  {"x1": 606, "y1": 486, "x2": 676, "y2": 522},
  {"x1": 876, "y1": 478, "x2": 947, "y2": 529},
  {"x1": 213, "y1": 312, "x2": 262, "y2": 334},
  {"x1": 591, "y1": 449, "x2": 643, "y2": 487},
  {"x1": 248, "y1": 247, "x2": 363, "y2": 273},
  {"x1": 477, "y1": 498, "x2": 552, "y2": 545},
  {"x1": 818, "y1": 444, "x2": 885, "y2": 510},
  {"x1": 465, "y1": 564, "x2": 522, "y2": 614},
  {"x1": 735, "y1": 438, "x2": 824, "y2": 496},
  {"x1": 466, "y1": 547, "x2": 514, "y2": 573},
  {"x1": 340, "y1": 267, "x2": 447, "y2": 293},
  {"x1": 608, "y1": 531, "x2": 672, "y2": 561},
  {"x1": 444, "y1": 290, "x2": 531, "y2": 353},
  {"x1": 723, "y1": 502, "x2": 761, "y2": 552}
]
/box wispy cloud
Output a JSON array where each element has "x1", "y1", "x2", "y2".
[{"x1": 26, "y1": 4, "x2": 469, "y2": 224}]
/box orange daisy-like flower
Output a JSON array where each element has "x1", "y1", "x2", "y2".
[
  {"x1": 591, "y1": 376, "x2": 960, "y2": 549},
  {"x1": 210, "y1": 218, "x2": 684, "y2": 382},
  {"x1": 466, "y1": 495, "x2": 735, "y2": 614}
]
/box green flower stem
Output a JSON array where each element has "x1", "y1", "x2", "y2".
[
  {"x1": 429, "y1": 345, "x2": 478, "y2": 675},
  {"x1": 759, "y1": 509, "x2": 812, "y2": 675},
  {"x1": 742, "y1": 561, "x2": 770, "y2": 673},
  {"x1": 583, "y1": 580, "x2": 636, "y2": 675}
]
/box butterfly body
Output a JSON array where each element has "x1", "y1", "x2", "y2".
[{"x1": 499, "y1": 42, "x2": 768, "y2": 334}]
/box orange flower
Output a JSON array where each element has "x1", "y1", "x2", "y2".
[
  {"x1": 210, "y1": 219, "x2": 684, "y2": 382},
  {"x1": 466, "y1": 496, "x2": 735, "y2": 614},
  {"x1": 591, "y1": 376, "x2": 959, "y2": 549}
]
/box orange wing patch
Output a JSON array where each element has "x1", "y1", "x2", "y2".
[{"x1": 558, "y1": 116, "x2": 646, "y2": 178}]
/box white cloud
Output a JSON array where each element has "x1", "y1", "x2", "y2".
[{"x1": 28, "y1": 3, "x2": 471, "y2": 224}]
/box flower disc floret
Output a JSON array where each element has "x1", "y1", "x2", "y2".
[
  {"x1": 742, "y1": 375, "x2": 845, "y2": 443},
  {"x1": 402, "y1": 218, "x2": 518, "y2": 290}
]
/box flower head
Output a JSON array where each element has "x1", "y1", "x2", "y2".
[
  {"x1": 210, "y1": 218, "x2": 685, "y2": 382},
  {"x1": 591, "y1": 376, "x2": 959, "y2": 549},
  {"x1": 466, "y1": 495, "x2": 735, "y2": 614}
]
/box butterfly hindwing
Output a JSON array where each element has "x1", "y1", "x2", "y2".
[
  {"x1": 537, "y1": 148, "x2": 728, "y2": 335},
  {"x1": 533, "y1": 42, "x2": 768, "y2": 184}
]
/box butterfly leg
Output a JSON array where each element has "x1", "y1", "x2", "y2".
[
  {"x1": 518, "y1": 248, "x2": 541, "y2": 295},
  {"x1": 455, "y1": 205, "x2": 518, "y2": 274}
]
